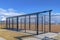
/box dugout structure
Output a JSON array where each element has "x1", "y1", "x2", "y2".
[{"x1": 6, "y1": 10, "x2": 52, "y2": 35}]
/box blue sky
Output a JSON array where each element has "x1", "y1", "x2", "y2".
[
  {"x1": 0, "y1": 0, "x2": 60, "y2": 13},
  {"x1": 0, "y1": 0, "x2": 60, "y2": 21}
]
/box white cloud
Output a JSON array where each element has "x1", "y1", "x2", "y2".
[
  {"x1": 1, "y1": 16, "x2": 6, "y2": 21},
  {"x1": 0, "y1": 8, "x2": 26, "y2": 21},
  {"x1": 0, "y1": 8, "x2": 60, "y2": 22},
  {"x1": 51, "y1": 13, "x2": 60, "y2": 15}
]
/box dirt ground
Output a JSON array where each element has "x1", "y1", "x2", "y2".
[
  {"x1": 0, "y1": 24, "x2": 60, "y2": 40},
  {"x1": 1, "y1": 23, "x2": 60, "y2": 32},
  {"x1": 0, "y1": 29, "x2": 33, "y2": 40},
  {"x1": 54, "y1": 34, "x2": 60, "y2": 40}
]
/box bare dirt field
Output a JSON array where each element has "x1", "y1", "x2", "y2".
[
  {"x1": 0, "y1": 29, "x2": 34, "y2": 40},
  {"x1": 0, "y1": 23, "x2": 60, "y2": 40},
  {"x1": 1, "y1": 23, "x2": 60, "y2": 32}
]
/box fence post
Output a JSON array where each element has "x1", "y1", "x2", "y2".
[
  {"x1": 9, "y1": 18, "x2": 10, "y2": 29},
  {"x1": 36, "y1": 14, "x2": 39, "y2": 35},
  {"x1": 17, "y1": 16, "x2": 19, "y2": 31},
  {"x1": 49, "y1": 10, "x2": 52, "y2": 32},
  {"x1": 41, "y1": 16, "x2": 44, "y2": 33},
  {"x1": 29, "y1": 15, "x2": 31, "y2": 30},
  {"x1": 24, "y1": 16, "x2": 26, "y2": 32},
  {"x1": 43, "y1": 16, "x2": 45, "y2": 33},
  {"x1": 20, "y1": 18, "x2": 22, "y2": 30},
  {"x1": 12, "y1": 17, "x2": 14, "y2": 30},
  {"x1": 6, "y1": 18, "x2": 7, "y2": 29}
]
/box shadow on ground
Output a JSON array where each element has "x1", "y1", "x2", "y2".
[
  {"x1": 14, "y1": 34, "x2": 36, "y2": 40},
  {"x1": 2, "y1": 28, "x2": 58, "y2": 40},
  {"x1": 14, "y1": 34, "x2": 57, "y2": 40}
]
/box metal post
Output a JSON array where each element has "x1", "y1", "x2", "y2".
[
  {"x1": 41, "y1": 16, "x2": 43, "y2": 32},
  {"x1": 36, "y1": 14, "x2": 39, "y2": 35},
  {"x1": 9, "y1": 18, "x2": 10, "y2": 29},
  {"x1": 12, "y1": 18, "x2": 14, "y2": 29},
  {"x1": 49, "y1": 10, "x2": 52, "y2": 32},
  {"x1": 16, "y1": 17, "x2": 19, "y2": 31},
  {"x1": 6, "y1": 18, "x2": 7, "y2": 29},
  {"x1": 0, "y1": 21, "x2": 2, "y2": 29},
  {"x1": 35, "y1": 17, "x2": 37, "y2": 31},
  {"x1": 24, "y1": 16, "x2": 26, "y2": 32},
  {"x1": 43, "y1": 16, "x2": 45, "y2": 33},
  {"x1": 20, "y1": 18, "x2": 22, "y2": 30},
  {"x1": 29, "y1": 15, "x2": 30, "y2": 30}
]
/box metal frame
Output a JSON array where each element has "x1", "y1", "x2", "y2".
[
  {"x1": 11, "y1": 17, "x2": 13, "y2": 29},
  {"x1": 29, "y1": 15, "x2": 31, "y2": 30},
  {"x1": 6, "y1": 10, "x2": 52, "y2": 35}
]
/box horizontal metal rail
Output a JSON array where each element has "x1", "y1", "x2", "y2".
[{"x1": 7, "y1": 10, "x2": 52, "y2": 18}]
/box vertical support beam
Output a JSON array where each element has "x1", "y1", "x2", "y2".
[
  {"x1": 35, "y1": 16, "x2": 37, "y2": 31},
  {"x1": 0, "y1": 21, "x2": 2, "y2": 29},
  {"x1": 49, "y1": 10, "x2": 52, "y2": 32},
  {"x1": 41, "y1": 16, "x2": 43, "y2": 32},
  {"x1": 42, "y1": 16, "x2": 44, "y2": 33},
  {"x1": 20, "y1": 18, "x2": 22, "y2": 30},
  {"x1": 6, "y1": 18, "x2": 7, "y2": 29},
  {"x1": 24, "y1": 16, "x2": 26, "y2": 32},
  {"x1": 9, "y1": 18, "x2": 10, "y2": 29},
  {"x1": 43, "y1": 16, "x2": 45, "y2": 33},
  {"x1": 29, "y1": 15, "x2": 30, "y2": 30},
  {"x1": 36, "y1": 14, "x2": 39, "y2": 35},
  {"x1": 16, "y1": 17, "x2": 19, "y2": 31},
  {"x1": 12, "y1": 17, "x2": 14, "y2": 29}
]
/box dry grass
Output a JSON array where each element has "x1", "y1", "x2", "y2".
[
  {"x1": 54, "y1": 34, "x2": 60, "y2": 40},
  {"x1": 0, "y1": 29, "x2": 33, "y2": 40},
  {"x1": 0, "y1": 24, "x2": 33, "y2": 40},
  {"x1": 0, "y1": 23, "x2": 60, "y2": 40},
  {"x1": 1, "y1": 23, "x2": 60, "y2": 32}
]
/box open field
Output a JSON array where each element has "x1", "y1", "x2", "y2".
[
  {"x1": 0, "y1": 23, "x2": 60, "y2": 40},
  {"x1": 1, "y1": 23, "x2": 60, "y2": 32},
  {"x1": 54, "y1": 33, "x2": 60, "y2": 40},
  {"x1": 0, "y1": 29, "x2": 34, "y2": 40},
  {"x1": 0, "y1": 29, "x2": 59, "y2": 40}
]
